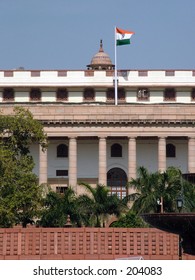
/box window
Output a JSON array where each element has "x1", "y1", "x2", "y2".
[
  {"x1": 56, "y1": 170, "x2": 68, "y2": 176},
  {"x1": 83, "y1": 88, "x2": 95, "y2": 101},
  {"x1": 106, "y1": 88, "x2": 114, "y2": 102},
  {"x1": 164, "y1": 88, "x2": 176, "y2": 101},
  {"x1": 106, "y1": 88, "x2": 125, "y2": 102},
  {"x1": 30, "y1": 88, "x2": 41, "y2": 101},
  {"x1": 3, "y1": 88, "x2": 14, "y2": 101},
  {"x1": 118, "y1": 88, "x2": 125, "y2": 101},
  {"x1": 56, "y1": 186, "x2": 68, "y2": 194},
  {"x1": 57, "y1": 144, "x2": 68, "y2": 157},
  {"x1": 166, "y1": 144, "x2": 176, "y2": 158},
  {"x1": 191, "y1": 89, "x2": 195, "y2": 101},
  {"x1": 111, "y1": 143, "x2": 122, "y2": 157},
  {"x1": 107, "y1": 168, "x2": 127, "y2": 199},
  {"x1": 137, "y1": 88, "x2": 150, "y2": 101},
  {"x1": 56, "y1": 88, "x2": 68, "y2": 101}
]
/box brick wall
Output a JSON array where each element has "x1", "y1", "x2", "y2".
[{"x1": 0, "y1": 227, "x2": 194, "y2": 260}]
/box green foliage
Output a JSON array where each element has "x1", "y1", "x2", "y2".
[
  {"x1": 0, "y1": 107, "x2": 47, "y2": 227},
  {"x1": 40, "y1": 187, "x2": 84, "y2": 227},
  {"x1": 78, "y1": 183, "x2": 127, "y2": 227},
  {"x1": 0, "y1": 107, "x2": 47, "y2": 156},
  {"x1": 128, "y1": 166, "x2": 195, "y2": 214},
  {"x1": 110, "y1": 210, "x2": 148, "y2": 228}
]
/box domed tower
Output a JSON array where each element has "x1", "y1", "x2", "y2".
[{"x1": 87, "y1": 40, "x2": 114, "y2": 70}]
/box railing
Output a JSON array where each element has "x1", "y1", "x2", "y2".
[{"x1": 0, "y1": 227, "x2": 194, "y2": 260}]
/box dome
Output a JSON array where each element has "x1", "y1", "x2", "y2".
[{"x1": 87, "y1": 40, "x2": 114, "y2": 70}]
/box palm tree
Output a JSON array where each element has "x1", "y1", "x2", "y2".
[
  {"x1": 127, "y1": 166, "x2": 194, "y2": 214},
  {"x1": 40, "y1": 187, "x2": 84, "y2": 227},
  {"x1": 78, "y1": 183, "x2": 126, "y2": 227},
  {"x1": 127, "y1": 166, "x2": 160, "y2": 214}
]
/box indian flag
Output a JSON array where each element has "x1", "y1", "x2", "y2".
[{"x1": 116, "y1": 27, "x2": 135, "y2": 46}]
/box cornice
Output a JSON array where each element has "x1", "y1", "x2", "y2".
[{"x1": 41, "y1": 119, "x2": 195, "y2": 126}]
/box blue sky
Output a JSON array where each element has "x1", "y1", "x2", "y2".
[{"x1": 0, "y1": 0, "x2": 194, "y2": 70}]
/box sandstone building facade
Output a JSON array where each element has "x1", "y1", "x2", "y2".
[{"x1": 1, "y1": 42, "x2": 195, "y2": 197}]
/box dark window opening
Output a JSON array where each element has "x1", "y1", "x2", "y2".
[
  {"x1": 56, "y1": 170, "x2": 68, "y2": 176},
  {"x1": 3, "y1": 88, "x2": 14, "y2": 101},
  {"x1": 107, "y1": 168, "x2": 127, "y2": 199},
  {"x1": 164, "y1": 88, "x2": 176, "y2": 101},
  {"x1": 30, "y1": 88, "x2": 41, "y2": 101},
  {"x1": 111, "y1": 143, "x2": 122, "y2": 157},
  {"x1": 166, "y1": 143, "x2": 176, "y2": 158},
  {"x1": 57, "y1": 144, "x2": 68, "y2": 158}
]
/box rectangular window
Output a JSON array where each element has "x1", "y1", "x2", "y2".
[
  {"x1": 164, "y1": 88, "x2": 176, "y2": 101},
  {"x1": 3, "y1": 88, "x2": 14, "y2": 101},
  {"x1": 83, "y1": 88, "x2": 95, "y2": 101},
  {"x1": 30, "y1": 88, "x2": 41, "y2": 101},
  {"x1": 56, "y1": 170, "x2": 68, "y2": 176},
  {"x1": 56, "y1": 186, "x2": 68, "y2": 194},
  {"x1": 109, "y1": 187, "x2": 127, "y2": 199},
  {"x1": 56, "y1": 88, "x2": 68, "y2": 101},
  {"x1": 106, "y1": 88, "x2": 115, "y2": 102},
  {"x1": 191, "y1": 89, "x2": 195, "y2": 101}
]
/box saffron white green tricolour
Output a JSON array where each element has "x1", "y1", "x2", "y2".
[{"x1": 116, "y1": 27, "x2": 135, "y2": 46}]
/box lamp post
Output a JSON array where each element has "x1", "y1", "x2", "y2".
[
  {"x1": 177, "y1": 194, "x2": 183, "y2": 260},
  {"x1": 157, "y1": 197, "x2": 163, "y2": 213},
  {"x1": 176, "y1": 194, "x2": 183, "y2": 213}
]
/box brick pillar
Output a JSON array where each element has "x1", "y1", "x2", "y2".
[
  {"x1": 158, "y1": 137, "x2": 166, "y2": 172},
  {"x1": 39, "y1": 144, "x2": 47, "y2": 185},
  {"x1": 99, "y1": 137, "x2": 107, "y2": 185},
  {"x1": 69, "y1": 137, "x2": 77, "y2": 189},
  {"x1": 188, "y1": 137, "x2": 195, "y2": 173}
]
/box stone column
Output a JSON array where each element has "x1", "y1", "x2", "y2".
[
  {"x1": 39, "y1": 144, "x2": 47, "y2": 185},
  {"x1": 68, "y1": 137, "x2": 77, "y2": 189},
  {"x1": 188, "y1": 137, "x2": 195, "y2": 173},
  {"x1": 158, "y1": 137, "x2": 166, "y2": 172},
  {"x1": 98, "y1": 137, "x2": 107, "y2": 185},
  {"x1": 128, "y1": 137, "x2": 137, "y2": 195},
  {"x1": 128, "y1": 137, "x2": 137, "y2": 179}
]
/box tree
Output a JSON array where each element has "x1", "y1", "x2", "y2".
[
  {"x1": 0, "y1": 107, "x2": 47, "y2": 227},
  {"x1": 78, "y1": 183, "x2": 126, "y2": 227},
  {"x1": 40, "y1": 187, "x2": 84, "y2": 227},
  {"x1": 128, "y1": 166, "x2": 195, "y2": 214},
  {"x1": 110, "y1": 210, "x2": 148, "y2": 228}
]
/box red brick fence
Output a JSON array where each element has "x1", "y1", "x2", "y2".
[{"x1": 0, "y1": 227, "x2": 194, "y2": 260}]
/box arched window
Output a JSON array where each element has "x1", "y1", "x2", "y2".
[
  {"x1": 111, "y1": 143, "x2": 122, "y2": 157},
  {"x1": 166, "y1": 143, "x2": 176, "y2": 158},
  {"x1": 57, "y1": 144, "x2": 68, "y2": 158},
  {"x1": 107, "y1": 168, "x2": 127, "y2": 199}
]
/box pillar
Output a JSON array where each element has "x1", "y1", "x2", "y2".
[
  {"x1": 188, "y1": 137, "x2": 195, "y2": 173},
  {"x1": 158, "y1": 137, "x2": 166, "y2": 172},
  {"x1": 39, "y1": 144, "x2": 47, "y2": 185},
  {"x1": 98, "y1": 137, "x2": 107, "y2": 185},
  {"x1": 68, "y1": 137, "x2": 77, "y2": 188}
]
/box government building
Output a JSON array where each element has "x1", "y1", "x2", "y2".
[{"x1": 1, "y1": 41, "x2": 195, "y2": 198}]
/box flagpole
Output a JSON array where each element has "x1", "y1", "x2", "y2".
[{"x1": 114, "y1": 26, "x2": 118, "y2": 106}]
